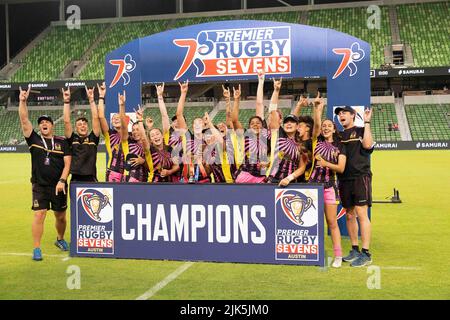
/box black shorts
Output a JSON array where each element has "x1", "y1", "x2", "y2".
[
  {"x1": 31, "y1": 183, "x2": 68, "y2": 212},
  {"x1": 71, "y1": 174, "x2": 97, "y2": 182},
  {"x1": 338, "y1": 174, "x2": 372, "y2": 209}
]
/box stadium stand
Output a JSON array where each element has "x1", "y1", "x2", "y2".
[
  {"x1": 3, "y1": 1, "x2": 449, "y2": 82},
  {"x1": 405, "y1": 104, "x2": 450, "y2": 140},
  {"x1": 11, "y1": 24, "x2": 108, "y2": 82},
  {"x1": 0, "y1": 109, "x2": 63, "y2": 144},
  {"x1": 397, "y1": 2, "x2": 450, "y2": 67},
  {"x1": 143, "y1": 105, "x2": 214, "y2": 130},
  {"x1": 79, "y1": 20, "x2": 169, "y2": 80},
  {"x1": 172, "y1": 16, "x2": 235, "y2": 29},
  {"x1": 239, "y1": 12, "x2": 299, "y2": 24},
  {"x1": 371, "y1": 104, "x2": 402, "y2": 141},
  {"x1": 307, "y1": 6, "x2": 391, "y2": 69}
]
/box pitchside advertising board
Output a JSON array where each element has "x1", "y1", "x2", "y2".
[{"x1": 70, "y1": 183, "x2": 325, "y2": 266}]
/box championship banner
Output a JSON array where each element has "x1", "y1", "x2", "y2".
[{"x1": 70, "y1": 183, "x2": 325, "y2": 266}]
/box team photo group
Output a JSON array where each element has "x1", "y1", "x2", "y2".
[{"x1": 18, "y1": 69, "x2": 374, "y2": 268}]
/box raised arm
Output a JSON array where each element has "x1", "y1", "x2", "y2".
[
  {"x1": 312, "y1": 92, "x2": 324, "y2": 140},
  {"x1": 362, "y1": 107, "x2": 374, "y2": 149},
  {"x1": 204, "y1": 112, "x2": 223, "y2": 146},
  {"x1": 62, "y1": 86, "x2": 72, "y2": 139},
  {"x1": 86, "y1": 85, "x2": 100, "y2": 137},
  {"x1": 255, "y1": 70, "x2": 265, "y2": 119},
  {"x1": 118, "y1": 90, "x2": 128, "y2": 142},
  {"x1": 18, "y1": 85, "x2": 33, "y2": 138},
  {"x1": 231, "y1": 84, "x2": 243, "y2": 130},
  {"x1": 97, "y1": 82, "x2": 110, "y2": 135},
  {"x1": 293, "y1": 95, "x2": 308, "y2": 117},
  {"x1": 155, "y1": 83, "x2": 170, "y2": 134},
  {"x1": 176, "y1": 80, "x2": 189, "y2": 131},
  {"x1": 268, "y1": 78, "x2": 282, "y2": 130},
  {"x1": 135, "y1": 105, "x2": 150, "y2": 151}
]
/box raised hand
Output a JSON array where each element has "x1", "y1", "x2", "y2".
[
  {"x1": 364, "y1": 107, "x2": 373, "y2": 122},
  {"x1": 134, "y1": 104, "x2": 144, "y2": 122},
  {"x1": 222, "y1": 85, "x2": 230, "y2": 99},
  {"x1": 203, "y1": 112, "x2": 211, "y2": 127},
  {"x1": 19, "y1": 85, "x2": 31, "y2": 102},
  {"x1": 97, "y1": 82, "x2": 106, "y2": 98},
  {"x1": 145, "y1": 117, "x2": 154, "y2": 129},
  {"x1": 118, "y1": 90, "x2": 126, "y2": 106},
  {"x1": 233, "y1": 84, "x2": 241, "y2": 100},
  {"x1": 313, "y1": 91, "x2": 324, "y2": 108},
  {"x1": 298, "y1": 95, "x2": 309, "y2": 108},
  {"x1": 85, "y1": 85, "x2": 95, "y2": 103},
  {"x1": 179, "y1": 80, "x2": 189, "y2": 94},
  {"x1": 156, "y1": 82, "x2": 165, "y2": 97},
  {"x1": 273, "y1": 78, "x2": 282, "y2": 92},
  {"x1": 257, "y1": 69, "x2": 265, "y2": 82},
  {"x1": 61, "y1": 86, "x2": 71, "y2": 103}
]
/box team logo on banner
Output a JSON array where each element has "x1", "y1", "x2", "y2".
[
  {"x1": 277, "y1": 190, "x2": 316, "y2": 226},
  {"x1": 332, "y1": 42, "x2": 365, "y2": 79},
  {"x1": 76, "y1": 188, "x2": 114, "y2": 254},
  {"x1": 109, "y1": 54, "x2": 136, "y2": 88},
  {"x1": 275, "y1": 189, "x2": 320, "y2": 262},
  {"x1": 173, "y1": 26, "x2": 291, "y2": 80}
]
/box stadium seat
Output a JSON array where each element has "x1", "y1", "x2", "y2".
[
  {"x1": 79, "y1": 20, "x2": 170, "y2": 80},
  {"x1": 397, "y1": 2, "x2": 450, "y2": 67},
  {"x1": 11, "y1": 24, "x2": 108, "y2": 82},
  {"x1": 371, "y1": 104, "x2": 402, "y2": 141},
  {"x1": 405, "y1": 104, "x2": 450, "y2": 140},
  {"x1": 307, "y1": 7, "x2": 391, "y2": 69}
]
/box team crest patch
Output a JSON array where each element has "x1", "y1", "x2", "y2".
[{"x1": 76, "y1": 188, "x2": 114, "y2": 255}]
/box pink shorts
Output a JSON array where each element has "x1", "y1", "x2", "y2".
[
  {"x1": 235, "y1": 171, "x2": 266, "y2": 184},
  {"x1": 107, "y1": 170, "x2": 123, "y2": 183},
  {"x1": 324, "y1": 187, "x2": 338, "y2": 205}
]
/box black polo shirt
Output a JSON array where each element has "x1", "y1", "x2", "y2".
[
  {"x1": 68, "y1": 131, "x2": 100, "y2": 177},
  {"x1": 25, "y1": 130, "x2": 71, "y2": 186},
  {"x1": 337, "y1": 126, "x2": 373, "y2": 181}
]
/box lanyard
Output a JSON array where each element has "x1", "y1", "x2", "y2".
[{"x1": 41, "y1": 136, "x2": 54, "y2": 157}]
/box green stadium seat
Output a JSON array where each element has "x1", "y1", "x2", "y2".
[
  {"x1": 397, "y1": 2, "x2": 450, "y2": 67},
  {"x1": 11, "y1": 24, "x2": 108, "y2": 82},
  {"x1": 371, "y1": 104, "x2": 402, "y2": 141},
  {"x1": 307, "y1": 7, "x2": 391, "y2": 69},
  {"x1": 405, "y1": 104, "x2": 450, "y2": 140}
]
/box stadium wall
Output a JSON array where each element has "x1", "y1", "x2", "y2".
[{"x1": 403, "y1": 94, "x2": 450, "y2": 105}]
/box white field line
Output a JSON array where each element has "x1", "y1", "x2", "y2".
[
  {"x1": 0, "y1": 252, "x2": 68, "y2": 259},
  {"x1": 0, "y1": 180, "x2": 24, "y2": 184},
  {"x1": 136, "y1": 262, "x2": 194, "y2": 300},
  {"x1": 381, "y1": 266, "x2": 423, "y2": 271}
]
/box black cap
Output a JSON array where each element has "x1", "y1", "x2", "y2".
[
  {"x1": 37, "y1": 115, "x2": 53, "y2": 125},
  {"x1": 283, "y1": 114, "x2": 299, "y2": 124},
  {"x1": 334, "y1": 106, "x2": 355, "y2": 115}
]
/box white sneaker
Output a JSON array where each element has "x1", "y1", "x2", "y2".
[{"x1": 331, "y1": 257, "x2": 342, "y2": 268}]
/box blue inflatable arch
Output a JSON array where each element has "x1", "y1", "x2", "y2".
[{"x1": 104, "y1": 20, "x2": 370, "y2": 123}]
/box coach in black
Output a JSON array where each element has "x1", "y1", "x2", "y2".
[
  {"x1": 18, "y1": 85, "x2": 72, "y2": 261},
  {"x1": 335, "y1": 106, "x2": 374, "y2": 267},
  {"x1": 62, "y1": 85, "x2": 100, "y2": 182}
]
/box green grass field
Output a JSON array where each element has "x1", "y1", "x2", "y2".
[{"x1": 0, "y1": 151, "x2": 449, "y2": 300}]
